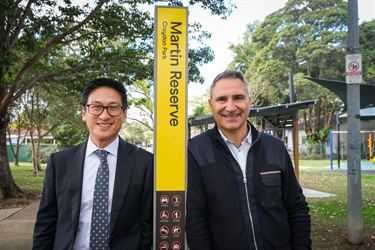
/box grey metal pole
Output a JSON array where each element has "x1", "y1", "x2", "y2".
[
  {"x1": 289, "y1": 72, "x2": 295, "y2": 103},
  {"x1": 347, "y1": 0, "x2": 363, "y2": 244}
]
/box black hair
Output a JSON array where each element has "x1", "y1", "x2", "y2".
[{"x1": 81, "y1": 78, "x2": 128, "y2": 109}]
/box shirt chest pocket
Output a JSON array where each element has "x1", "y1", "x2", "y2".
[{"x1": 260, "y1": 171, "x2": 282, "y2": 207}]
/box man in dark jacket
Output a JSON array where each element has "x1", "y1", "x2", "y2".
[
  {"x1": 33, "y1": 78, "x2": 153, "y2": 249},
  {"x1": 186, "y1": 70, "x2": 311, "y2": 250}
]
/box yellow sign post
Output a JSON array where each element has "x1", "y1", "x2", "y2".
[{"x1": 154, "y1": 6, "x2": 188, "y2": 250}]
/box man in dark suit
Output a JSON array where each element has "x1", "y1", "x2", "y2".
[{"x1": 33, "y1": 78, "x2": 153, "y2": 249}]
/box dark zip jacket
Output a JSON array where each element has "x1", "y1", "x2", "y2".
[{"x1": 186, "y1": 123, "x2": 311, "y2": 250}]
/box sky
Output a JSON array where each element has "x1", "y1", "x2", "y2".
[{"x1": 187, "y1": 0, "x2": 375, "y2": 110}]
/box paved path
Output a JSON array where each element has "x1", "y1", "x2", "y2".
[
  {"x1": 303, "y1": 188, "x2": 335, "y2": 198},
  {"x1": 0, "y1": 200, "x2": 39, "y2": 250},
  {"x1": 0, "y1": 188, "x2": 333, "y2": 249}
]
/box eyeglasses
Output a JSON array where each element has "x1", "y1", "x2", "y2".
[{"x1": 86, "y1": 104, "x2": 124, "y2": 116}]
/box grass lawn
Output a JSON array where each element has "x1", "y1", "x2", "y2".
[
  {"x1": 10, "y1": 162, "x2": 46, "y2": 191},
  {"x1": 1, "y1": 162, "x2": 46, "y2": 209},
  {"x1": 297, "y1": 159, "x2": 375, "y2": 249}
]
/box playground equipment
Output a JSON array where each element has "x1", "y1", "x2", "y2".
[
  {"x1": 329, "y1": 130, "x2": 375, "y2": 169},
  {"x1": 369, "y1": 133, "x2": 373, "y2": 164}
]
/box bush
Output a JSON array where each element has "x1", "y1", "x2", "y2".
[
  {"x1": 25, "y1": 144, "x2": 60, "y2": 163},
  {"x1": 40, "y1": 145, "x2": 60, "y2": 163}
]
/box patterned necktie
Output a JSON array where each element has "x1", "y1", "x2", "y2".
[{"x1": 90, "y1": 149, "x2": 109, "y2": 250}]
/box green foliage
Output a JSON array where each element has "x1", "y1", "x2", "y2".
[
  {"x1": 127, "y1": 79, "x2": 154, "y2": 130},
  {"x1": 306, "y1": 127, "x2": 330, "y2": 144},
  {"x1": 301, "y1": 142, "x2": 327, "y2": 160},
  {"x1": 123, "y1": 122, "x2": 151, "y2": 147},
  {"x1": 169, "y1": 0, "x2": 235, "y2": 18},
  {"x1": 230, "y1": 0, "x2": 349, "y2": 106},
  {"x1": 228, "y1": 21, "x2": 261, "y2": 73},
  {"x1": 359, "y1": 20, "x2": 375, "y2": 84},
  {"x1": 25, "y1": 144, "x2": 58, "y2": 163},
  {"x1": 188, "y1": 83, "x2": 210, "y2": 117},
  {"x1": 52, "y1": 122, "x2": 88, "y2": 147},
  {"x1": 191, "y1": 105, "x2": 206, "y2": 117},
  {"x1": 39, "y1": 145, "x2": 60, "y2": 163}
]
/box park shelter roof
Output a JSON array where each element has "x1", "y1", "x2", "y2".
[
  {"x1": 305, "y1": 77, "x2": 375, "y2": 110},
  {"x1": 188, "y1": 100, "x2": 317, "y2": 130},
  {"x1": 339, "y1": 107, "x2": 375, "y2": 121}
]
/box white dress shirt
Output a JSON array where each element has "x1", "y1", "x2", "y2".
[
  {"x1": 72, "y1": 137, "x2": 119, "y2": 250},
  {"x1": 219, "y1": 127, "x2": 252, "y2": 174}
]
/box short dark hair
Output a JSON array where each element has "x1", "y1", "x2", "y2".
[
  {"x1": 81, "y1": 78, "x2": 128, "y2": 109},
  {"x1": 210, "y1": 70, "x2": 249, "y2": 99}
]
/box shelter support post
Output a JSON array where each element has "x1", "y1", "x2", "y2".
[{"x1": 293, "y1": 112, "x2": 299, "y2": 180}]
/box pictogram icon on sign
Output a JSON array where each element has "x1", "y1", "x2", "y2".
[
  {"x1": 160, "y1": 210, "x2": 169, "y2": 220},
  {"x1": 160, "y1": 195, "x2": 169, "y2": 205},
  {"x1": 172, "y1": 210, "x2": 182, "y2": 220},
  {"x1": 160, "y1": 241, "x2": 169, "y2": 250},
  {"x1": 172, "y1": 195, "x2": 182, "y2": 205},
  {"x1": 160, "y1": 226, "x2": 169, "y2": 236},
  {"x1": 172, "y1": 225, "x2": 182, "y2": 236},
  {"x1": 348, "y1": 61, "x2": 360, "y2": 72},
  {"x1": 171, "y1": 241, "x2": 182, "y2": 249}
]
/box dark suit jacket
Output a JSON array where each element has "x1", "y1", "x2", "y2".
[{"x1": 33, "y1": 137, "x2": 153, "y2": 250}]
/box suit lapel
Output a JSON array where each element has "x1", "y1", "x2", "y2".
[
  {"x1": 109, "y1": 138, "x2": 135, "y2": 233},
  {"x1": 67, "y1": 142, "x2": 87, "y2": 236}
]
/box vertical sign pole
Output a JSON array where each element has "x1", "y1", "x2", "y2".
[
  {"x1": 346, "y1": 0, "x2": 363, "y2": 244},
  {"x1": 154, "y1": 6, "x2": 188, "y2": 250}
]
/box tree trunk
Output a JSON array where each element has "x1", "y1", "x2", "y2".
[
  {"x1": 13, "y1": 156, "x2": 19, "y2": 167},
  {"x1": 6, "y1": 126, "x2": 21, "y2": 166},
  {"x1": 0, "y1": 108, "x2": 23, "y2": 201},
  {"x1": 30, "y1": 134, "x2": 38, "y2": 177},
  {"x1": 303, "y1": 110, "x2": 308, "y2": 134},
  {"x1": 36, "y1": 136, "x2": 42, "y2": 172}
]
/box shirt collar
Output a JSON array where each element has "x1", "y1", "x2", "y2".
[
  {"x1": 218, "y1": 124, "x2": 252, "y2": 146},
  {"x1": 86, "y1": 136, "x2": 119, "y2": 157}
]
